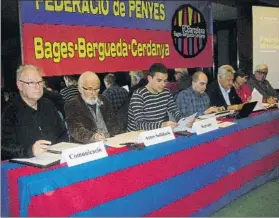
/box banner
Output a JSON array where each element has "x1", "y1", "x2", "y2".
[{"x1": 19, "y1": 0, "x2": 213, "y2": 76}]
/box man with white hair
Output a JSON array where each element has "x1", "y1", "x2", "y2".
[
  {"x1": 207, "y1": 65, "x2": 243, "y2": 110},
  {"x1": 65, "y1": 71, "x2": 121, "y2": 144},
  {"x1": 247, "y1": 64, "x2": 278, "y2": 103},
  {"x1": 1, "y1": 65, "x2": 68, "y2": 160}
]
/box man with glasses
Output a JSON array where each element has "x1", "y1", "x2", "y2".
[
  {"x1": 65, "y1": 71, "x2": 121, "y2": 144},
  {"x1": 247, "y1": 64, "x2": 278, "y2": 103},
  {"x1": 1, "y1": 65, "x2": 68, "y2": 160}
]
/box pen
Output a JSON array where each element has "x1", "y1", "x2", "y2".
[{"x1": 119, "y1": 142, "x2": 135, "y2": 145}]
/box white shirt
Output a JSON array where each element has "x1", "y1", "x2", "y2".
[{"x1": 218, "y1": 81, "x2": 231, "y2": 106}]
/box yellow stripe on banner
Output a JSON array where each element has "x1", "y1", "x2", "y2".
[
  {"x1": 198, "y1": 13, "x2": 201, "y2": 23},
  {"x1": 178, "y1": 10, "x2": 182, "y2": 26},
  {"x1": 188, "y1": 7, "x2": 193, "y2": 25}
]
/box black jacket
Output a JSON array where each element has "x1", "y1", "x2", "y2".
[
  {"x1": 1, "y1": 95, "x2": 68, "y2": 160},
  {"x1": 206, "y1": 80, "x2": 242, "y2": 109}
]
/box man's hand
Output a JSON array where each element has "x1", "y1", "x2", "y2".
[
  {"x1": 186, "y1": 118, "x2": 196, "y2": 128},
  {"x1": 204, "y1": 106, "x2": 219, "y2": 114},
  {"x1": 32, "y1": 140, "x2": 52, "y2": 156},
  {"x1": 266, "y1": 97, "x2": 277, "y2": 104},
  {"x1": 162, "y1": 121, "x2": 177, "y2": 128},
  {"x1": 227, "y1": 104, "x2": 244, "y2": 111},
  {"x1": 92, "y1": 132, "x2": 106, "y2": 142}
]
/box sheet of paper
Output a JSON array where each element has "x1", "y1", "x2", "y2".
[
  {"x1": 47, "y1": 142, "x2": 83, "y2": 153},
  {"x1": 198, "y1": 113, "x2": 215, "y2": 120},
  {"x1": 251, "y1": 88, "x2": 265, "y2": 111},
  {"x1": 105, "y1": 131, "x2": 140, "y2": 148},
  {"x1": 218, "y1": 121, "x2": 236, "y2": 128},
  {"x1": 122, "y1": 85, "x2": 129, "y2": 92},
  {"x1": 11, "y1": 153, "x2": 61, "y2": 166},
  {"x1": 173, "y1": 113, "x2": 197, "y2": 133}
]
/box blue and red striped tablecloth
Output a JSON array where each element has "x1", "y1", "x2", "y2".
[{"x1": 2, "y1": 110, "x2": 279, "y2": 217}]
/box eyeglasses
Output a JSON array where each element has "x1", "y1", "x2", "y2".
[
  {"x1": 82, "y1": 86, "x2": 100, "y2": 92},
  {"x1": 257, "y1": 70, "x2": 268, "y2": 75},
  {"x1": 19, "y1": 80, "x2": 45, "y2": 87}
]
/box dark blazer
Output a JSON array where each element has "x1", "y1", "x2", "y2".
[
  {"x1": 206, "y1": 80, "x2": 242, "y2": 109},
  {"x1": 65, "y1": 94, "x2": 121, "y2": 144}
]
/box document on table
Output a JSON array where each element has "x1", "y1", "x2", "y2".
[
  {"x1": 251, "y1": 88, "x2": 266, "y2": 111},
  {"x1": 173, "y1": 113, "x2": 197, "y2": 133},
  {"x1": 105, "y1": 131, "x2": 141, "y2": 148},
  {"x1": 10, "y1": 152, "x2": 61, "y2": 168},
  {"x1": 47, "y1": 142, "x2": 83, "y2": 153},
  {"x1": 218, "y1": 121, "x2": 236, "y2": 128}
]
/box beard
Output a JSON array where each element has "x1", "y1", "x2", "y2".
[{"x1": 84, "y1": 98, "x2": 98, "y2": 105}]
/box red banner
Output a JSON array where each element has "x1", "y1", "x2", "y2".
[{"x1": 23, "y1": 24, "x2": 213, "y2": 75}]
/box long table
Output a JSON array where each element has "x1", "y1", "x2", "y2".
[{"x1": 2, "y1": 109, "x2": 279, "y2": 217}]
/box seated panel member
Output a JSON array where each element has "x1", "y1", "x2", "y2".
[
  {"x1": 102, "y1": 73, "x2": 129, "y2": 114},
  {"x1": 1, "y1": 65, "x2": 68, "y2": 160},
  {"x1": 247, "y1": 64, "x2": 278, "y2": 103},
  {"x1": 65, "y1": 71, "x2": 121, "y2": 144},
  {"x1": 207, "y1": 65, "x2": 243, "y2": 111},
  {"x1": 176, "y1": 71, "x2": 222, "y2": 117},
  {"x1": 127, "y1": 63, "x2": 182, "y2": 131},
  {"x1": 233, "y1": 70, "x2": 252, "y2": 103}
]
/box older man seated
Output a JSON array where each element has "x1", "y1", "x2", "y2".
[
  {"x1": 247, "y1": 64, "x2": 278, "y2": 103},
  {"x1": 1, "y1": 65, "x2": 68, "y2": 160},
  {"x1": 176, "y1": 71, "x2": 223, "y2": 117},
  {"x1": 207, "y1": 65, "x2": 243, "y2": 111},
  {"x1": 65, "y1": 71, "x2": 121, "y2": 144}
]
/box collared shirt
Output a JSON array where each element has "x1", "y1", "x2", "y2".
[
  {"x1": 218, "y1": 81, "x2": 231, "y2": 106},
  {"x1": 176, "y1": 87, "x2": 210, "y2": 117}
]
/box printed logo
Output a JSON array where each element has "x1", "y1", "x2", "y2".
[{"x1": 172, "y1": 4, "x2": 207, "y2": 58}]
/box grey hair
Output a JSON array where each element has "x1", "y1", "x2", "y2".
[
  {"x1": 104, "y1": 73, "x2": 116, "y2": 85},
  {"x1": 174, "y1": 68, "x2": 188, "y2": 76},
  {"x1": 218, "y1": 65, "x2": 235, "y2": 78},
  {"x1": 129, "y1": 70, "x2": 144, "y2": 86},
  {"x1": 16, "y1": 64, "x2": 41, "y2": 80}
]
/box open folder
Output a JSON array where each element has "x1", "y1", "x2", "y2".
[
  {"x1": 10, "y1": 142, "x2": 83, "y2": 168},
  {"x1": 10, "y1": 152, "x2": 61, "y2": 168}
]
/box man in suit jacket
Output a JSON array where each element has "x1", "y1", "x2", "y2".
[
  {"x1": 207, "y1": 65, "x2": 243, "y2": 111},
  {"x1": 65, "y1": 71, "x2": 121, "y2": 144}
]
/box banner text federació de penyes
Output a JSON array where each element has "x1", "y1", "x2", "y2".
[{"x1": 35, "y1": 0, "x2": 166, "y2": 20}]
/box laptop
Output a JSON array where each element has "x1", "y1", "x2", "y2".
[{"x1": 235, "y1": 101, "x2": 258, "y2": 119}]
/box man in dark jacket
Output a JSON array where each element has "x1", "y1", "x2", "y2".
[
  {"x1": 65, "y1": 71, "x2": 121, "y2": 144},
  {"x1": 247, "y1": 64, "x2": 278, "y2": 103},
  {"x1": 1, "y1": 65, "x2": 68, "y2": 160},
  {"x1": 207, "y1": 65, "x2": 243, "y2": 111}
]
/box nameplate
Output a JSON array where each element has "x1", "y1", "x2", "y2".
[
  {"x1": 61, "y1": 141, "x2": 108, "y2": 167},
  {"x1": 137, "y1": 126, "x2": 175, "y2": 147},
  {"x1": 192, "y1": 117, "x2": 219, "y2": 135}
]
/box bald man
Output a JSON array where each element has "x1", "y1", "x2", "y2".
[
  {"x1": 1, "y1": 65, "x2": 68, "y2": 160},
  {"x1": 176, "y1": 71, "x2": 224, "y2": 117},
  {"x1": 65, "y1": 71, "x2": 121, "y2": 144}
]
